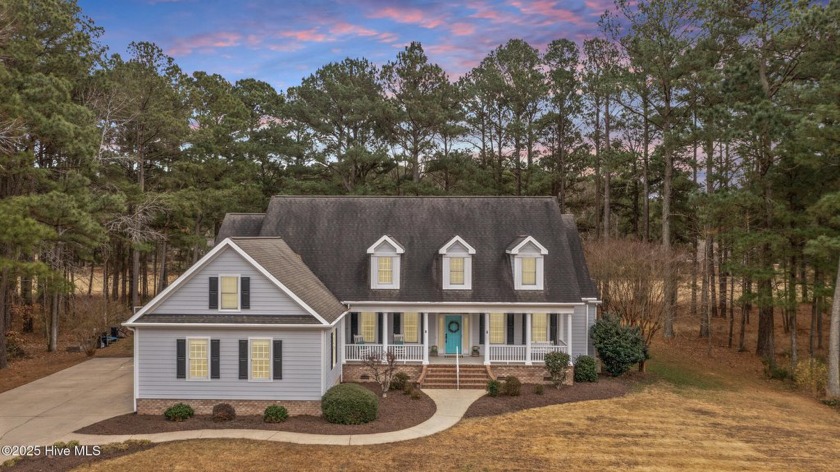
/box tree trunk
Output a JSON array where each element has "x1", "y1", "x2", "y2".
[
  {"x1": 603, "y1": 94, "x2": 611, "y2": 241},
  {"x1": 826, "y1": 255, "x2": 840, "y2": 399},
  {"x1": 691, "y1": 238, "x2": 698, "y2": 318},
  {"x1": 642, "y1": 93, "x2": 650, "y2": 243},
  {"x1": 0, "y1": 267, "x2": 10, "y2": 369},
  {"x1": 662, "y1": 112, "x2": 675, "y2": 338},
  {"x1": 700, "y1": 236, "x2": 711, "y2": 338},
  {"x1": 719, "y1": 245, "x2": 727, "y2": 318},
  {"x1": 810, "y1": 267, "x2": 821, "y2": 357},
  {"x1": 739, "y1": 274, "x2": 750, "y2": 352},
  {"x1": 158, "y1": 238, "x2": 168, "y2": 294}
]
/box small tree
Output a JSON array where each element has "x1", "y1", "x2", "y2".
[
  {"x1": 544, "y1": 351, "x2": 571, "y2": 388},
  {"x1": 591, "y1": 313, "x2": 647, "y2": 376},
  {"x1": 363, "y1": 349, "x2": 398, "y2": 397}
]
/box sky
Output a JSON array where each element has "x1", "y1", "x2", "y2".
[{"x1": 77, "y1": 0, "x2": 615, "y2": 91}]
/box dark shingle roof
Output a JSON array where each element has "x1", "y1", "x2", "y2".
[
  {"x1": 137, "y1": 314, "x2": 321, "y2": 324},
  {"x1": 230, "y1": 238, "x2": 346, "y2": 323},
  {"x1": 216, "y1": 213, "x2": 265, "y2": 244},
  {"x1": 247, "y1": 196, "x2": 597, "y2": 303}
]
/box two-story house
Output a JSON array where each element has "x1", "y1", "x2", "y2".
[{"x1": 125, "y1": 196, "x2": 599, "y2": 415}]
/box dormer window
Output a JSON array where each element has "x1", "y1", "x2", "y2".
[
  {"x1": 439, "y1": 236, "x2": 476, "y2": 290},
  {"x1": 506, "y1": 236, "x2": 548, "y2": 290},
  {"x1": 368, "y1": 235, "x2": 404, "y2": 289}
]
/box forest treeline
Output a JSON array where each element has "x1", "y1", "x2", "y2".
[{"x1": 0, "y1": 0, "x2": 838, "y2": 395}]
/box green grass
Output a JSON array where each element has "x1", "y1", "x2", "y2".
[{"x1": 647, "y1": 358, "x2": 728, "y2": 391}]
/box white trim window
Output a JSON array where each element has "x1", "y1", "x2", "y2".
[
  {"x1": 219, "y1": 275, "x2": 240, "y2": 310},
  {"x1": 507, "y1": 236, "x2": 547, "y2": 291},
  {"x1": 368, "y1": 236, "x2": 404, "y2": 289},
  {"x1": 360, "y1": 312, "x2": 377, "y2": 343},
  {"x1": 403, "y1": 312, "x2": 419, "y2": 343},
  {"x1": 489, "y1": 313, "x2": 505, "y2": 344},
  {"x1": 187, "y1": 338, "x2": 210, "y2": 380},
  {"x1": 440, "y1": 236, "x2": 476, "y2": 290},
  {"x1": 531, "y1": 313, "x2": 549, "y2": 342},
  {"x1": 250, "y1": 338, "x2": 271, "y2": 381}
]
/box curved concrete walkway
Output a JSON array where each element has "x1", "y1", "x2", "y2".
[{"x1": 67, "y1": 389, "x2": 485, "y2": 446}]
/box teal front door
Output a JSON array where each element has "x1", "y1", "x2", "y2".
[{"x1": 444, "y1": 315, "x2": 462, "y2": 355}]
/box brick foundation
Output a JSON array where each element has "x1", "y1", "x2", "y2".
[
  {"x1": 137, "y1": 399, "x2": 322, "y2": 416},
  {"x1": 342, "y1": 363, "x2": 423, "y2": 383},
  {"x1": 490, "y1": 365, "x2": 574, "y2": 386}
]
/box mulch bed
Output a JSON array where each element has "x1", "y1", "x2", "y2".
[
  {"x1": 463, "y1": 376, "x2": 631, "y2": 418},
  {"x1": 3, "y1": 440, "x2": 155, "y2": 472},
  {"x1": 75, "y1": 383, "x2": 436, "y2": 436}
]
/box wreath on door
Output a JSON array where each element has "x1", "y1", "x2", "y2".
[{"x1": 448, "y1": 321, "x2": 460, "y2": 333}]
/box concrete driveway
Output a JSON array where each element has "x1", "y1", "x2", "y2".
[{"x1": 0, "y1": 358, "x2": 133, "y2": 447}]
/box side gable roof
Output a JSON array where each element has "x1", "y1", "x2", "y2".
[
  {"x1": 126, "y1": 238, "x2": 346, "y2": 326},
  {"x1": 216, "y1": 213, "x2": 265, "y2": 244},
  {"x1": 254, "y1": 196, "x2": 596, "y2": 303},
  {"x1": 230, "y1": 237, "x2": 346, "y2": 323}
]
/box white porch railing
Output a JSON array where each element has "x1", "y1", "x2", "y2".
[
  {"x1": 489, "y1": 345, "x2": 526, "y2": 363},
  {"x1": 344, "y1": 344, "x2": 424, "y2": 363},
  {"x1": 530, "y1": 344, "x2": 568, "y2": 363}
]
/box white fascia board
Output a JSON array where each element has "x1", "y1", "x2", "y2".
[
  {"x1": 505, "y1": 235, "x2": 549, "y2": 255},
  {"x1": 367, "y1": 235, "x2": 405, "y2": 254},
  {"x1": 125, "y1": 238, "x2": 235, "y2": 324},
  {"x1": 342, "y1": 301, "x2": 581, "y2": 314},
  {"x1": 123, "y1": 322, "x2": 331, "y2": 329},
  {"x1": 438, "y1": 235, "x2": 477, "y2": 254}
]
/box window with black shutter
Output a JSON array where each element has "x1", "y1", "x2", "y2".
[
  {"x1": 240, "y1": 277, "x2": 250, "y2": 309},
  {"x1": 273, "y1": 340, "x2": 283, "y2": 380},
  {"x1": 176, "y1": 339, "x2": 186, "y2": 379}
]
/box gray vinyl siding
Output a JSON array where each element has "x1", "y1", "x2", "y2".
[
  {"x1": 137, "y1": 327, "x2": 323, "y2": 401},
  {"x1": 572, "y1": 305, "x2": 588, "y2": 360},
  {"x1": 323, "y1": 323, "x2": 342, "y2": 394},
  {"x1": 151, "y1": 248, "x2": 311, "y2": 316}
]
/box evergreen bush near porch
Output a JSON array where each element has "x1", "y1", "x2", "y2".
[
  {"x1": 590, "y1": 314, "x2": 647, "y2": 377},
  {"x1": 322, "y1": 384, "x2": 379, "y2": 425},
  {"x1": 574, "y1": 355, "x2": 599, "y2": 382}
]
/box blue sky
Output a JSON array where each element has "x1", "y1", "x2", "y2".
[{"x1": 77, "y1": 0, "x2": 613, "y2": 91}]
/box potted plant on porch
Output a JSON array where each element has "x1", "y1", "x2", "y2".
[
  {"x1": 471, "y1": 345, "x2": 480, "y2": 357},
  {"x1": 430, "y1": 345, "x2": 438, "y2": 357}
]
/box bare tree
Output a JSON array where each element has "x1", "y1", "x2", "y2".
[
  {"x1": 362, "y1": 349, "x2": 398, "y2": 398},
  {"x1": 586, "y1": 238, "x2": 686, "y2": 369}
]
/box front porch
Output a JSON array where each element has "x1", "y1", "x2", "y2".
[{"x1": 343, "y1": 312, "x2": 574, "y2": 366}]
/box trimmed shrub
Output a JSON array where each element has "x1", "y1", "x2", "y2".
[
  {"x1": 574, "y1": 355, "x2": 599, "y2": 382},
  {"x1": 164, "y1": 403, "x2": 194, "y2": 422},
  {"x1": 410, "y1": 389, "x2": 422, "y2": 400},
  {"x1": 391, "y1": 371, "x2": 410, "y2": 391},
  {"x1": 403, "y1": 382, "x2": 415, "y2": 395},
  {"x1": 503, "y1": 376, "x2": 522, "y2": 396},
  {"x1": 212, "y1": 403, "x2": 236, "y2": 422},
  {"x1": 590, "y1": 313, "x2": 647, "y2": 377},
  {"x1": 486, "y1": 379, "x2": 502, "y2": 397},
  {"x1": 264, "y1": 405, "x2": 289, "y2": 423},
  {"x1": 533, "y1": 384, "x2": 545, "y2": 395},
  {"x1": 322, "y1": 383, "x2": 379, "y2": 425},
  {"x1": 545, "y1": 351, "x2": 571, "y2": 387}
]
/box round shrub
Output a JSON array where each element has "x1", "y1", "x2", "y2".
[
  {"x1": 591, "y1": 313, "x2": 646, "y2": 377},
  {"x1": 533, "y1": 384, "x2": 545, "y2": 395},
  {"x1": 212, "y1": 403, "x2": 236, "y2": 422},
  {"x1": 264, "y1": 405, "x2": 289, "y2": 423},
  {"x1": 390, "y1": 372, "x2": 410, "y2": 391},
  {"x1": 503, "y1": 376, "x2": 522, "y2": 396},
  {"x1": 486, "y1": 379, "x2": 502, "y2": 397},
  {"x1": 574, "y1": 355, "x2": 599, "y2": 382},
  {"x1": 321, "y1": 383, "x2": 379, "y2": 425},
  {"x1": 164, "y1": 403, "x2": 194, "y2": 422},
  {"x1": 545, "y1": 351, "x2": 571, "y2": 387}
]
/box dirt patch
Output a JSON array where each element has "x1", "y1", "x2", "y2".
[
  {"x1": 2, "y1": 440, "x2": 154, "y2": 472},
  {"x1": 76, "y1": 383, "x2": 435, "y2": 436},
  {"x1": 463, "y1": 376, "x2": 630, "y2": 418}
]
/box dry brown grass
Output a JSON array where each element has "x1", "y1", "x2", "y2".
[{"x1": 78, "y1": 338, "x2": 840, "y2": 472}]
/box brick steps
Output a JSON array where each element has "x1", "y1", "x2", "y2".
[{"x1": 420, "y1": 365, "x2": 491, "y2": 389}]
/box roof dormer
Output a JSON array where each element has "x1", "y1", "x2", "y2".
[
  {"x1": 368, "y1": 235, "x2": 404, "y2": 289},
  {"x1": 506, "y1": 236, "x2": 547, "y2": 290},
  {"x1": 439, "y1": 236, "x2": 476, "y2": 290}
]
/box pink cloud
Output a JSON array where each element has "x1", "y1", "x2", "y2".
[
  {"x1": 508, "y1": 0, "x2": 587, "y2": 26},
  {"x1": 468, "y1": 2, "x2": 504, "y2": 22},
  {"x1": 278, "y1": 28, "x2": 328, "y2": 42},
  {"x1": 167, "y1": 31, "x2": 242, "y2": 56},
  {"x1": 369, "y1": 6, "x2": 444, "y2": 29},
  {"x1": 330, "y1": 21, "x2": 378, "y2": 37},
  {"x1": 450, "y1": 22, "x2": 476, "y2": 36}
]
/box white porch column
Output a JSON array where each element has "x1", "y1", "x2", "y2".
[
  {"x1": 483, "y1": 312, "x2": 490, "y2": 365},
  {"x1": 525, "y1": 313, "x2": 532, "y2": 366},
  {"x1": 422, "y1": 312, "x2": 429, "y2": 365},
  {"x1": 382, "y1": 312, "x2": 389, "y2": 361},
  {"x1": 567, "y1": 312, "x2": 573, "y2": 365}
]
